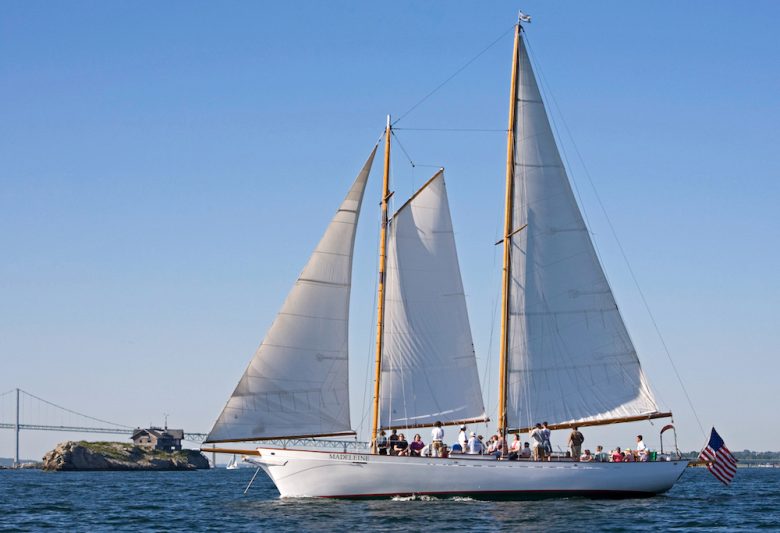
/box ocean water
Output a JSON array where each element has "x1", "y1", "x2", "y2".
[{"x1": 1, "y1": 467, "x2": 778, "y2": 531}]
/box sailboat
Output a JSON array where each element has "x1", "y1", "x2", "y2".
[
  {"x1": 203, "y1": 15, "x2": 688, "y2": 498},
  {"x1": 226, "y1": 454, "x2": 240, "y2": 470}
]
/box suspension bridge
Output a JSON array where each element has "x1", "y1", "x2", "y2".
[
  {"x1": 0, "y1": 388, "x2": 208, "y2": 467},
  {"x1": 0, "y1": 388, "x2": 368, "y2": 468}
]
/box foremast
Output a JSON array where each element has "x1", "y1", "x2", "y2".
[
  {"x1": 497, "y1": 19, "x2": 522, "y2": 438},
  {"x1": 370, "y1": 115, "x2": 392, "y2": 453}
]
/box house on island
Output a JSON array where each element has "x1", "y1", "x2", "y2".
[{"x1": 131, "y1": 427, "x2": 184, "y2": 452}]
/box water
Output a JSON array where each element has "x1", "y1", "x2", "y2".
[{"x1": 1, "y1": 468, "x2": 778, "y2": 531}]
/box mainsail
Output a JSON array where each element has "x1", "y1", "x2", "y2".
[
  {"x1": 505, "y1": 34, "x2": 663, "y2": 431},
  {"x1": 380, "y1": 170, "x2": 487, "y2": 429},
  {"x1": 206, "y1": 147, "x2": 377, "y2": 442}
]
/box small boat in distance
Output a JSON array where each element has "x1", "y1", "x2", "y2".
[
  {"x1": 226, "y1": 454, "x2": 239, "y2": 470},
  {"x1": 204, "y1": 14, "x2": 688, "y2": 499}
]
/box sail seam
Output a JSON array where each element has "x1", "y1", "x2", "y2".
[
  {"x1": 297, "y1": 278, "x2": 349, "y2": 287},
  {"x1": 278, "y1": 312, "x2": 348, "y2": 322}
]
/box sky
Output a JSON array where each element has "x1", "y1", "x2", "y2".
[{"x1": 2, "y1": 1, "x2": 779, "y2": 460}]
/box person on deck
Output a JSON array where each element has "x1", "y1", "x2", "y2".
[
  {"x1": 486, "y1": 435, "x2": 497, "y2": 456},
  {"x1": 431, "y1": 421, "x2": 445, "y2": 457},
  {"x1": 376, "y1": 430, "x2": 388, "y2": 455},
  {"x1": 409, "y1": 434, "x2": 425, "y2": 457},
  {"x1": 458, "y1": 425, "x2": 468, "y2": 450},
  {"x1": 635, "y1": 435, "x2": 647, "y2": 454},
  {"x1": 611, "y1": 447, "x2": 623, "y2": 462},
  {"x1": 580, "y1": 449, "x2": 593, "y2": 462},
  {"x1": 508, "y1": 434, "x2": 522, "y2": 460},
  {"x1": 388, "y1": 429, "x2": 400, "y2": 456},
  {"x1": 493, "y1": 433, "x2": 508, "y2": 459},
  {"x1": 595, "y1": 445, "x2": 609, "y2": 462},
  {"x1": 568, "y1": 427, "x2": 584, "y2": 461},
  {"x1": 530, "y1": 423, "x2": 544, "y2": 461},
  {"x1": 395, "y1": 434, "x2": 409, "y2": 456},
  {"x1": 467, "y1": 432, "x2": 483, "y2": 455},
  {"x1": 541, "y1": 422, "x2": 552, "y2": 461},
  {"x1": 521, "y1": 442, "x2": 532, "y2": 459}
]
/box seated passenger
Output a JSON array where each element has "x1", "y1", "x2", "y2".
[
  {"x1": 450, "y1": 443, "x2": 463, "y2": 454},
  {"x1": 638, "y1": 448, "x2": 649, "y2": 462},
  {"x1": 611, "y1": 447, "x2": 623, "y2": 462},
  {"x1": 623, "y1": 449, "x2": 634, "y2": 462},
  {"x1": 486, "y1": 435, "x2": 497, "y2": 455},
  {"x1": 594, "y1": 445, "x2": 609, "y2": 462},
  {"x1": 409, "y1": 434, "x2": 425, "y2": 457},
  {"x1": 580, "y1": 449, "x2": 593, "y2": 462},
  {"x1": 394, "y1": 434, "x2": 409, "y2": 456},
  {"x1": 493, "y1": 433, "x2": 507, "y2": 459},
  {"x1": 467, "y1": 432, "x2": 484, "y2": 455},
  {"x1": 520, "y1": 442, "x2": 532, "y2": 458},
  {"x1": 388, "y1": 430, "x2": 400, "y2": 456}
]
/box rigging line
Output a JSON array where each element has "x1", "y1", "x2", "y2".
[
  {"x1": 523, "y1": 36, "x2": 706, "y2": 438},
  {"x1": 20, "y1": 389, "x2": 134, "y2": 429},
  {"x1": 392, "y1": 23, "x2": 517, "y2": 127},
  {"x1": 394, "y1": 127, "x2": 508, "y2": 133},
  {"x1": 390, "y1": 130, "x2": 445, "y2": 173},
  {"x1": 390, "y1": 130, "x2": 416, "y2": 168}
]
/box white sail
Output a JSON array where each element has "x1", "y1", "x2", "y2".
[
  {"x1": 380, "y1": 171, "x2": 487, "y2": 429},
  {"x1": 505, "y1": 35, "x2": 660, "y2": 430},
  {"x1": 206, "y1": 147, "x2": 377, "y2": 442}
]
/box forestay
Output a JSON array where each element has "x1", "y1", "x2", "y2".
[
  {"x1": 206, "y1": 148, "x2": 377, "y2": 442},
  {"x1": 380, "y1": 171, "x2": 487, "y2": 429},
  {"x1": 506, "y1": 35, "x2": 661, "y2": 431}
]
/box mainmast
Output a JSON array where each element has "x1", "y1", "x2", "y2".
[
  {"x1": 370, "y1": 115, "x2": 392, "y2": 452},
  {"x1": 497, "y1": 20, "x2": 523, "y2": 437}
]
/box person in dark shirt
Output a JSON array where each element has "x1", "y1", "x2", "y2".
[
  {"x1": 395, "y1": 434, "x2": 410, "y2": 456},
  {"x1": 388, "y1": 429, "x2": 400, "y2": 456}
]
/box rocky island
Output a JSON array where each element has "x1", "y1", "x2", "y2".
[{"x1": 42, "y1": 441, "x2": 210, "y2": 471}]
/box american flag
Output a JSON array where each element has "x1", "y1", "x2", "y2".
[{"x1": 699, "y1": 427, "x2": 737, "y2": 485}]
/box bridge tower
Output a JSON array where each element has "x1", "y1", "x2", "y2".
[{"x1": 14, "y1": 388, "x2": 19, "y2": 467}]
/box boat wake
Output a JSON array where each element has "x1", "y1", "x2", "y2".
[{"x1": 390, "y1": 495, "x2": 475, "y2": 502}]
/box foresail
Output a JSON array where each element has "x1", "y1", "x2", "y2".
[
  {"x1": 380, "y1": 171, "x2": 487, "y2": 429},
  {"x1": 505, "y1": 35, "x2": 660, "y2": 431},
  {"x1": 206, "y1": 147, "x2": 377, "y2": 442}
]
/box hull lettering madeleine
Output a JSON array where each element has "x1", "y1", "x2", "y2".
[{"x1": 329, "y1": 453, "x2": 369, "y2": 462}]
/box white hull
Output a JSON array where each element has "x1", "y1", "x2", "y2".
[{"x1": 250, "y1": 447, "x2": 688, "y2": 499}]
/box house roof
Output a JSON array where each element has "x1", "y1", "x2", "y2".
[{"x1": 131, "y1": 427, "x2": 184, "y2": 440}]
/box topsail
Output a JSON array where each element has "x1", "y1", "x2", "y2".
[{"x1": 206, "y1": 148, "x2": 377, "y2": 442}]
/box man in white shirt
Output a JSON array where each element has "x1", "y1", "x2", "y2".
[
  {"x1": 636, "y1": 435, "x2": 647, "y2": 453},
  {"x1": 457, "y1": 425, "x2": 468, "y2": 451},
  {"x1": 466, "y1": 431, "x2": 483, "y2": 454},
  {"x1": 431, "y1": 421, "x2": 445, "y2": 457}
]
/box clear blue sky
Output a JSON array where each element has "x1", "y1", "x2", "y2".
[{"x1": 2, "y1": 1, "x2": 778, "y2": 460}]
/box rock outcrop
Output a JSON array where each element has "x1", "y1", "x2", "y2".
[{"x1": 42, "y1": 441, "x2": 210, "y2": 471}]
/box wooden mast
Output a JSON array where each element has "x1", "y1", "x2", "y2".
[
  {"x1": 497, "y1": 21, "x2": 522, "y2": 437},
  {"x1": 370, "y1": 115, "x2": 392, "y2": 453}
]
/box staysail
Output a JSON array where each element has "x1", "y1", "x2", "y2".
[
  {"x1": 505, "y1": 33, "x2": 664, "y2": 432},
  {"x1": 206, "y1": 147, "x2": 377, "y2": 443},
  {"x1": 379, "y1": 170, "x2": 487, "y2": 430}
]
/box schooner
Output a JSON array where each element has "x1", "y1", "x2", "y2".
[{"x1": 203, "y1": 15, "x2": 688, "y2": 498}]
